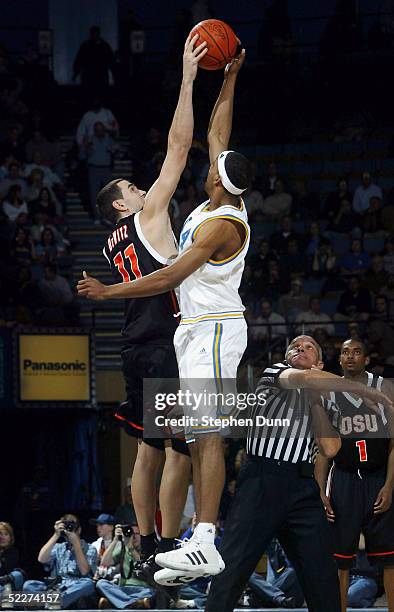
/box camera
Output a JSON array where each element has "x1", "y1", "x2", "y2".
[
  {"x1": 63, "y1": 520, "x2": 77, "y2": 532},
  {"x1": 120, "y1": 524, "x2": 133, "y2": 537}
]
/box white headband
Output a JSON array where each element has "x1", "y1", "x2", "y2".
[{"x1": 217, "y1": 150, "x2": 246, "y2": 196}]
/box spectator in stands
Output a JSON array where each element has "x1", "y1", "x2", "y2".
[
  {"x1": 244, "y1": 177, "x2": 264, "y2": 221},
  {"x1": 96, "y1": 524, "x2": 153, "y2": 609},
  {"x1": 76, "y1": 98, "x2": 119, "y2": 149},
  {"x1": 262, "y1": 259, "x2": 290, "y2": 302},
  {"x1": 250, "y1": 298, "x2": 287, "y2": 343},
  {"x1": 366, "y1": 317, "x2": 394, "y2": 366},
  {"x1": 0, "y1": 522, "x2": 24, "y2": 593},
  {"x1": 261, "y1": 161, "x2": 278, "y2": 197},
  {"x1": 86, "y1": 121, "x2": 115, "y2": 223},
  {"x1": 25, "y1": 130, "x2": 60, "y2": 167},
  {"x1": 372, "y1": 294, "x2": 390, "y2": 321},
  {"x1": 24, "y1": 151, "x2": 62, "y2": 190},
  {"x1": 0, "y1": 126, "x2": 25, "y2": 162},
  {"x1": 363, "y1": 254, "x2": 390, "y2": 294},
  {"x1": 326, "y1": 196, "x2": 360, "y2": 234},
  {"x1": 352, "y1": 171, "x2": 382, "y2": 215},
  {"x1": 30, "y1": 187, "x2": 58, "y2": 220},
  {"x1": 381, "y1": 274, "x2": 394, "y2": 318},
  {"x1": 35, "y1": 228, "x2": 58, "y2": 264},
  {"x1": 38, "y1": 263, "x2": 79, "y2": 326},
  {"x1": 281, "y1": 238, "x2": 308, "y2": 278},
  {"x1": 23, "y1": 514, "x2": 97, "y2": 609},
  {"x1": 249, "y1": 239, "x2": 276, "y2": 276},
  {"x1": 2, "y1": 185, "x2": 28, "y2": 222},
  {"x1": 304, "y1": 221, "x2": 321, "y2": 256},
  {"x1": 311, "y1": 239, "x2": 341, "y2": 292},
  {"x1": 339, "y1": 238, "x2": 370, "y2": 276},
  {"x1": 115, "y1": 486, "x2": 137, "y2": 526},
  {"x1": 10, "y1": 227, "x2": 36, "y2": 267},
  {"x1": 321, "y1": 340, "x2": 342, "y2": 375},
  {"x1": 291, "y1": 179, "x2": 320, "y2": 221},
  {"x1": 270, "y1": 216, "x2": 301, "y2": 255},
  {"x1": 73, "y1": 27, "x2": 115, "y2": 95},
  {"x1": 336, "y1": 275, "x2": 372, "y2": 321},
  {"x1": 325, "y1": 177, "x2": 352, "y2": 223},
  {"x1": 179, "y1": 183, "x2": 198, "y2": 224},
  {"x1": 278, "y1": 277, "x2": 309, "y2": 319},
  {"x1": 295, "y1": 296, "x2": 335, "y2": 336},
  {"x1": 239, "y1": 264, "x2": 258, "y2": 307},
  {"x1": 382, "y1": 238, "x2": 394, "y2": 275},
  {"x1": 0, "y1": 162, "x2": 27, "y2": 199},
  {"x1": 261, "y1": 178, "x2": 292, "y2": 219},
  {"x1": 362, "y1": 196, "x2": 385, "y2": 236},
  {"x1": 30, "y1": 212, "x2": 66, "y2": 252}
]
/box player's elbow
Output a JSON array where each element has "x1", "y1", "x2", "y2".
[{"x1": 317, "y1": 437, "x2": 341, "y2": 459}]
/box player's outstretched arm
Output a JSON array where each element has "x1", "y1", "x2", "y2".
[
  {"x1": 141, "y1": 35, "x2": 207, "y2": 222},
  {"x1": 77, "y1": 218, "x2": 235, "y2": 300},
  {"x1": 207, "y1": 48, "x2": 245, "y2": 164}
]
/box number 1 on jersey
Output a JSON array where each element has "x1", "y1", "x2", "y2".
[
  {"x1": 356, "y1": 439, "x2": 368, "y2": 462},
  {"x1": 113, "y1": 244, "x2": 142, "y2": 282}
]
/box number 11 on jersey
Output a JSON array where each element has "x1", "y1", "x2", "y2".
[{"x1": 113, "y1": 244, "x2": 142, "y2": 282}]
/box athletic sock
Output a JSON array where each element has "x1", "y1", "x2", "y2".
[
  {"x1": 140, "y1": 532, "x2": 157, "y2": 561},
  {"x1": 157, "y1": 536, "x2": 175, "y2": 553},
  {"x1": 193, "y1": 522, "x2": 215, "y2": 545}
]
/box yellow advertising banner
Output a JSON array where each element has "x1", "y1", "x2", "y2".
[{"x1": 19, "y1": 334, "x2": 91, "y2": 401}]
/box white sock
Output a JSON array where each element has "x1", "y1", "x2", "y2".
[{"x1": 193, "y1": 522, "x2": 215, "y2": 544}]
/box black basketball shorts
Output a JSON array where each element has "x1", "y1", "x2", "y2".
[
  {"x1": 115, "y1": 343, "x2": 189, "y2": 456},
  {"x1": 328, "y1": 464, "x2": 394, "y2": 568}
]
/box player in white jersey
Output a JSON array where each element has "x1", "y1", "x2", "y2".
[{"x1": 78, "y1": 49, "x2": 250, "y2": 582}]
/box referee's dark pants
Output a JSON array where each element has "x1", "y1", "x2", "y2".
[{"x1": 205, "y1": 456, "x2": 341, "y2": 612}]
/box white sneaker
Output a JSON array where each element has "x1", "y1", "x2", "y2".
[
  {"x1": 172, "y1": 598, "x2": 197, "y2": 609},
  {"x1": 154, "y1": 566, "x2": 201, "y2": 586},
  {"x1": 155, "y1": 537, "x2": 225, "y2": 575}
]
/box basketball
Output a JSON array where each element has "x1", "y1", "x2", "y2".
[{"x1": 190, "y1": 19, "x2": 239, "y2": 71}]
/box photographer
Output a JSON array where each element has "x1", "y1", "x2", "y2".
[
  {"x1": 96, "y1": 524, "x2": 153, "y2": 609},
  {"x1": 23, "y1": 514, "x2": 97, "y2": 608},
  {"x1": 0, "y1": 522, "x2": 24, "y2": 592}
]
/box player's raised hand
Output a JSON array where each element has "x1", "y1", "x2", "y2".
[
  {"x1": 225, "y1": 46, "x2": 245, "y2": 77},
  {"x1": 183, "y1": 33, "x2": 208, "y2": 82},
  {"x1": 77, "y1": 271, "x2": 109, "y2": 301}
]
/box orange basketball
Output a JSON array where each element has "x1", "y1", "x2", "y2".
[{"x1": 190, "y1": 19, "x2": 239, "y2": 71}]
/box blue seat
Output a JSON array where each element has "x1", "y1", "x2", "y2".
[{"x1": 303, "y1": 279, "x2": 325, "y2": 295}]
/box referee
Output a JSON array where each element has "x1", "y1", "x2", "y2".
[{"x1": 205, "y1": 335, "x2": 393, "y2": 612}]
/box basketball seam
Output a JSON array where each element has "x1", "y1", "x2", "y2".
[
  {"x1": 200, "y1": 24, "x2": 227, "y2": 64},
  {"x1": 223, "y1": 25, "x2": 230, "y2": 58}
]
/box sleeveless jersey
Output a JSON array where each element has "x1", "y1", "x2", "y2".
[
  {"x1": 326, "y1": 372, "x2": 390, "y2": 472},
  {"x1": 177, "y1": 199, "x2": 250, "y2": 323},
  {"x1": 103, "y1": 212, "x2": 179, "y2": 346}
]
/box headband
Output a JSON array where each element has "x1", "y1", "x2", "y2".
[{"x1": 217, "y1": 150, "x2": 246, "y2": 196}]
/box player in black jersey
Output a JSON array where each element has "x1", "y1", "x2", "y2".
[
  {"x1": 315, "y1": 338, "x2": 394, "y2": 612},
  {"x1": 82, "y1": 35, "x2": 208, "y2": 604}
]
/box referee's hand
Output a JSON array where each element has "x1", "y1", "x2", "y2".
[{"x1": 320, "y1": 491, "x2": 335, "y2": 522}]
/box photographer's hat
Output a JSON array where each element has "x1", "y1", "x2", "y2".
[{"x1": 89, "y1": 513, "x2": 116, "y2": 525}]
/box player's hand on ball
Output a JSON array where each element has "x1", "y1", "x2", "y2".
[
  {"x1": 183, "y1": 33, "x2": 208, "y2": 82},
  {"x1": 77, "y1": 271, "x2": 108, "y2": 300},
  {"x1": 225, "y1": 46, "x2": 245, "y2": 77}
]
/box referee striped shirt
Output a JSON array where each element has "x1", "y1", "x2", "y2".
[{"x1": 247, "y1": 362, "x2": 317, "y2": 463}]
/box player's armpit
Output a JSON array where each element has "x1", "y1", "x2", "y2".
[{"x1": 193, "y1": 216, "x2": 244, "y2": 262}]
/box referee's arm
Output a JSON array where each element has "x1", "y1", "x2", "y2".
[{"x1": 278, "y1": 367, "x2": 393, "y2": 413}]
